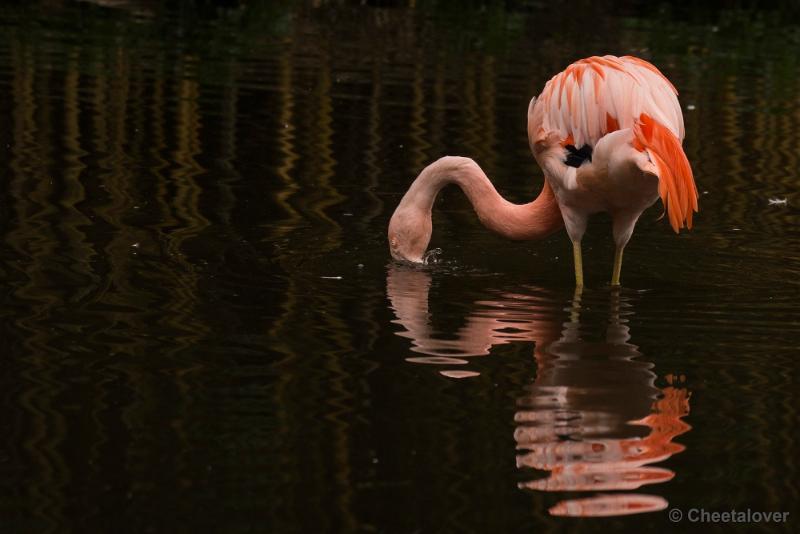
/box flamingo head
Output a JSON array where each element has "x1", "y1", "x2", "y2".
[{"x1": 387, "y1": 206, "x2": 432, "y2": 264}]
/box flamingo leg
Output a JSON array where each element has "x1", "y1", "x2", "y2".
[
  {"x1": 572, "y1": 240, "x2": 584, "y2": 288},
  {"x1": 611, "y1": 246, "x2": 624, "y2": 286}
]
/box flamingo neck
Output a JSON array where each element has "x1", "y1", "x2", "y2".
[{"x1": 389, "y1": 156, "x2": 564, "y2": 262}]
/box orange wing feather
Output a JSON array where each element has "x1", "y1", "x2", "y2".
[{"x1": 633, "y1": 113, "x2": 698, "y2": 232}]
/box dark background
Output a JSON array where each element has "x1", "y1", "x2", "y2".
[{"x1": 0, "y1": 1, "x2": 798, "y2": 532}]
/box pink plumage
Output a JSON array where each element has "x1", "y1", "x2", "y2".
[{"x1": 531, "y1": 56, "x2": 684, "y2": 146}]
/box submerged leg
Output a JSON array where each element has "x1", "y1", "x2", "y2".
[
  {"x1": 569, "y1": 283, "x2": 584, "y2": 325},
  {"x1": 572, "y1": 240, "x2": 584, "y2": 288},
  {"x1": 611, "y1": 246, "x2": 624, "y2": 286}
]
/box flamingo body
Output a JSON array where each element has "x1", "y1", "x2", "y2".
[
  {"x1": 388, "y1": 55, "x2": 698, "y2": 286},
  {"x1": 530, "y1": 56, "x2": 696, "y2": 235}
]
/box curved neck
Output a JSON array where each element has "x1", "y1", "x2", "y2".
[{"x1": 399, "y1": 156, "x2": 564, "y2": 241}]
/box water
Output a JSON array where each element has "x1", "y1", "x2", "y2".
[{"x1": 0, "y1": 2, "x2": 798, "y2": 532}]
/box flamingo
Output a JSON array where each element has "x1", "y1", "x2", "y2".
[{"x1": 388, "y1": 55, "x2": 698, "y2": 287}]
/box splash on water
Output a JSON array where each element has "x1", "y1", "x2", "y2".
[{"x1": 422, "y1": 248, "x2": 443, "y2": 265}]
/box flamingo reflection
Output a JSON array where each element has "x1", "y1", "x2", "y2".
[{"x1": 386, "y1": 265, "x2": 691, "y2": 517}]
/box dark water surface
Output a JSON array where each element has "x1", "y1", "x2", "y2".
[{"x1": 1, "y1": 2, "x2": 798, "y2": 533}]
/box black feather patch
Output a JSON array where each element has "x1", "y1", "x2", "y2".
[{"x1": 564, "y1": 144, "x2": 593, "y2": 168}]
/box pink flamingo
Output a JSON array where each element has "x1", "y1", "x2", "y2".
[{"x1": 388, "y1": 55, "x2": 698, "y2": 286}]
